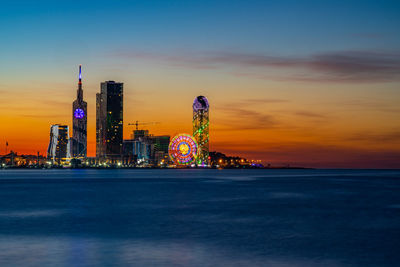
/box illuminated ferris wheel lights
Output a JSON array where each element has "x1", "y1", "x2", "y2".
[{"x1": 168, "y1": 134, "x2": 198, "y2": 165}]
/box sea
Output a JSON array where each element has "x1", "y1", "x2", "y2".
[{"x1": 0, "y1": 169, "x2": 399, "y2": 267}]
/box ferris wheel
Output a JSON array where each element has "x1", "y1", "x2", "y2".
[{"x1": 168, "y1": 134, "x2": 198, "y2": 165}]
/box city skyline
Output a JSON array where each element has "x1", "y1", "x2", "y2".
[{"x1": 1, "y1": 1, "x2": 400, "y2": 168}]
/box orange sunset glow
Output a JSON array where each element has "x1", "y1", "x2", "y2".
[{"x1": 1, "y1": 67, "x2": 399, "y2": 168}]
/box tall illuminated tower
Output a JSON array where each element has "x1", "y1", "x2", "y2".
[
  {"x1": 193, "y1": 96, "x2": 210, "y2": 166},
  {"x1": 72, "y1": 65, "x2": 87, "y2": 158}
]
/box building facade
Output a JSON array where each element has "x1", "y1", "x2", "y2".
[
  {"x1": 47, "y1": 124, "x2": 71, "y2": 164},
  {"x1": 72, "y1": 65, "x2": 87, "y2": 158},
  {"x1": 152, "y1": 135, "x2": 170, "y2": 165},
  {"x1": 123, "y1": 130, "x2": 170, "y2": 166},
  {"x1": 96, "y1": 81, "x2": 124, "y2": 163},
  {"x1": 193, "y1": 96, "x2": 210, "y2": 166}
]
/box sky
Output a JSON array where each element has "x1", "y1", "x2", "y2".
[{"x1": 1, "y1": 0, "x2": 400, "y2": 168}]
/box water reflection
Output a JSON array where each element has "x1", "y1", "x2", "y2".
[{"x1": 0, "y1": 169, "x2": 398, "y2": 266}]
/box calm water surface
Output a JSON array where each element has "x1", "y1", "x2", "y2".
[{"x1": 0, "y1": 169, "x2": 399, "y2": 266}]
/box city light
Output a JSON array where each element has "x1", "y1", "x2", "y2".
[
  {"x1": 168, "y1": 134, "x2": 198, "y2": 166},
  {"x1": 0, "y1": 67, "x2": 263, "y2": 169}
]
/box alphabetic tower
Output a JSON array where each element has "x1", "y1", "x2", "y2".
[{"x1": 192, "y1": 96, "x2": 210, "y2": 166}]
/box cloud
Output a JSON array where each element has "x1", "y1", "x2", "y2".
[
  {"x1": 338, "y1": 99, "x2": 400, "y2": 113},
  {"x1": 208, "y1": 98, "x2": 288, "y2": 131},
  {"x1": 214, "y1": 106, "x2": 278, "y2": 131},
  {"x1": 346, "y1": 129, "x2": 400, "y2": 143},
  {"x1": 306, "y1": 51, "x2": 400, "y2": 82},
  {"x1": 212, "y1": 99, "x2": 330, "y2": 133},
  {"x1": 18, "y1": 114, "x2": 66, "y2": 119},
  {"x1": 112, "y1": 50, "x2": 400, "y2": 83},
  {"x1": 241, "y1": 98, "x2": 289, "y2": 105},
  {"x1": 294, "y1": 111, "x2": 327, "y2": 119}
]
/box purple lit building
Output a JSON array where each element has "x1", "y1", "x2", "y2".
[{"x1": 72, "y1": 65, "x2": 87, "y2": 158}]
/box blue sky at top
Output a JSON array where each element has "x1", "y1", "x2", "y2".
[
  {"x1": 1, "y1": 0, "x2": 400, "y2": 84},
  {"x1": 1, "y1": 0, "x2": 400, "y2": 55}
]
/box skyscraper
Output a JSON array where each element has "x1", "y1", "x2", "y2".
[
  {"x1": 72, "y1": 65, "x2": 87, "y2": 158},
  {"x1": 96, "y1": 81, "x2": 124, "y2": 163},
  {"x1": 193, "y1": 96, "x2": 210, "y2": 166},
  {"x1": 47, "y1": 124, "x2": 71, "y2": 164}
]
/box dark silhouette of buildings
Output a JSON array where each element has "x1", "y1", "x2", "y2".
[
  {"x1": 209, "y1": 151, "x2": 252, "y2": 168},
  {"x1": 96, "y1": 81, "x2": 124, "y2": 163},
  {"x1": 72, "y1": 65, "x2": 87, "y2": 158},
  {"x1": 0, "y1": 151, "x2": 46, "y2": 167}
]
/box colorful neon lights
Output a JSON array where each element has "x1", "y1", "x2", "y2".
[
  {"x1": 169, "y1": 134, "x2": 198, "y2": 165},
  {"x1": 193, "y1": 96, "x2": 210, "y2": 165}
]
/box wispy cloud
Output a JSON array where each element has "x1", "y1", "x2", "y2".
[
  {"x1": 346, "y1": 129, "x2": 400, "y2": 143},
  {"x1": 112, "y1": 50, "x2": 400, "y2": 83},
  {"x1": 294, "y1": 111, "x2": 327, "y2": 119},
  {"x1": 18, "y1": 113, "x2": 66, "y2": 119},
  {"x1": 210, "y1": 98, "x2": 290, "y2": 131},
  {"x1": 338, "y1": 99, "x2": 400, "y2": 113},
  {"x1": 214, "y1": 105, "x2": 277, "y2": 131},
  {"x1": 241, "y1": 98, "x2": 289, "y2": 105},
  {"x1": 212, "y1": 99, "x2": 331, "y2": 132},
  {"x1": 305, "y1": 51, "x2": 400, "y2": 82}
]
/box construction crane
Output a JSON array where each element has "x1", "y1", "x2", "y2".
[{"x1": 128, "y1": 121, "x2": 160, "y2": 130}]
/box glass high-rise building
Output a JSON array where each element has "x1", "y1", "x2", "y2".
[
  {"x1": 72, "y1": 65, "x2": 87, "y2": 158},
  {"x1": 96, "y1": 81, "x2": 124, "y2": 163},
  {"x1": 47, "y1": 124, "x2": 71, "y2": 164}
]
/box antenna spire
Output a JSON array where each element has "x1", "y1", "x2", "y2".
[
  {"x1": 79, "y1": 65, "x2": 82, "y2": 84},
  {"x1": 77, "y1": 65, "x2": 83, "y2": 100}
]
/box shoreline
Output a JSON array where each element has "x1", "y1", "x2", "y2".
[{"x1": 0, "y1": 166, "x2": 312, "y2": 170}]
